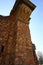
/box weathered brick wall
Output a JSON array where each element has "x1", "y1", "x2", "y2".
[
  {"x1": 0, "y1": 0, "x2": 39, "y2": 65},
  {"x1": 0, "y1": 15, "x2": 16, "y2": 65}
]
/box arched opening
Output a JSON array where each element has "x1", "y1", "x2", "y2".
[{"x1": 0, "y1": 45, "x2": 4, "y2": 54}]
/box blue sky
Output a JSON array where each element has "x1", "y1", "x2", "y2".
[
  {"x1": 0, "y1": 0, "x2": 43, "y2": 53},
  {"x1": 30, "y1": 0, "x2": 43, "y2": 53}
]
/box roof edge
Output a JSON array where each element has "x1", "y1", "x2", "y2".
[
  {"x1": 23, "y1": 0, "x2": 36, "y2": 11},
  {"x1": 10, "y1": 0, "x2": 36, "y2": 15},
  {"x1": 10, "y1": 0, "x2": 21, "y2": 15}
]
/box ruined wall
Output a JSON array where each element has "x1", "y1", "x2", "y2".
[{"x1": 0, "y1": 0, "x2": 38, "y2": 65}]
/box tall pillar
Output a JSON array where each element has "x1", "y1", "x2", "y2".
[{"x1": 10, "y1": 0, "x2": 38, "y2": 65}]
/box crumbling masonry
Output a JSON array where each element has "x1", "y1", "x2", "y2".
[{"x1": 0, "y1": 0, "x2": 39, "y2": 65}]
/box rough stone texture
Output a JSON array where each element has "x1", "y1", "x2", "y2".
[{"x1": 0, "y1": 0, "x2": 39, "y2": 65}]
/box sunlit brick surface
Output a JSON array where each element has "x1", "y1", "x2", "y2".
[{"x1": 0, "y1": 0, "x2": 39, "y2": 65}]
